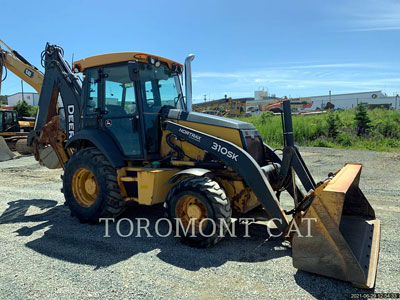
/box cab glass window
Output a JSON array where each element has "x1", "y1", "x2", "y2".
[
  {"x1": 85, "y1": 68, "x2": 99, "y2": 114},
  {"x1": 104, "y1": 66, "x2": 137, "y2": 116},
  {"x1": 140, "y1": 64, "x2": 182, "y2": 112},
  {"x1": 4, "y1": 112, "x2": 13, "y2": 124}
]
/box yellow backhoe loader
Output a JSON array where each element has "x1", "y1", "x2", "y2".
[
  {"x1": 0, "y1": 40, "x2": 43, "y2": 158},
  {"x1": 25, "y1": 42, "x2": 380, "y2": 288}
]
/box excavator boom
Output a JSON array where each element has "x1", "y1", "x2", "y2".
[
  {"x1": 0, "y1": 40, "x2": 44, "y2": 94},
  {"x1": 0, "y1": 40, "x2": 45, "y2": 159}
]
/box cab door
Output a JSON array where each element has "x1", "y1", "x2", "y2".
[
  {"x1": 82, "y1": 67, "x2": 101, "y2": 129},
  {"x1": 3, "y1": 111, "x2": 18, "y2": 132},
  {"x1": 101, "y1": 64, "x2": 143, "y2": 158}
]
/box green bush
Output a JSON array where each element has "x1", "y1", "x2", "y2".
[
  {"x1": 327, "y1": 111, "x2": 339, "y2": 138},
  {"x1": 260, "y1": 111, "x2": 274, "y2": 124},
  {"x1": 354, "y1": 103, "x2": 371, "y2": 136},
  {"x1": 12, "y1": 101, "x2": 37, "y2": 118},
  {"x1": 236, "y1": 108, "x2": 400, "y2": 151},
  {"x1": 312, "y1": 138, "x2": 332, "y2": 148},
  {"x1": 29, "y1": 106, "x2": 38, "y2": 117},
  {"x1": 14, "y1": 100, "x2": 31, "y2": 117},
  {"x1": 336, "y1": 132, "x2": 353, "y2": 147},
  {"x1": 0, "y1": 95, "x2": 7, "y2": 105}
]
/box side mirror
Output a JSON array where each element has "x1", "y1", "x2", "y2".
[{"x1": 128, "y1": 61, "x2": 140, "y2": 81}]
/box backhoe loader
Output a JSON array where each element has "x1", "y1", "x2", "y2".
[
  {"x1": 27, "y1": 43, "x2": 380, "y2": 288},
  {"x1": 0, "y1": 40, "x2": 43, "y2": 158}
]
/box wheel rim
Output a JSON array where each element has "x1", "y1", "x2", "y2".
[
  {"x1": 72, "y1": 168, "x2": 98, "y2": 207},
  {"x1": 175, "y1": 195, "x2": 208, "y2": 233}
]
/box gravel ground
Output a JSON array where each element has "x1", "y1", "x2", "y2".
[{"x1": 0, "y1": 148, "x2": 399, "y2": 300}]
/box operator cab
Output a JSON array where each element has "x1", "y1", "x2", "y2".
[
  {"x1": 0, "y1": 110, "x2": 19, "y2": 132},
  {"x1": 74, "y1": 53, "x2": 184, "y2": 160}
]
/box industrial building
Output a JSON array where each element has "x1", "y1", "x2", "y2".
[
  {"x1": 188, "y1": 89, "x2": 400, "y2": 116},
  {"x1": 302, "y1": 91, "x2": 399, "y2": 110},
  {"x1": 7, "y1": 92, "x2": 40, "y2": 107}
]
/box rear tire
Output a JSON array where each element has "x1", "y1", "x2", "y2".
[
  {"x1": 63, "y1": 147, "x2": 126, "y2": 223},
  {"x1": 165, "y1": 176, "x2": 232, "y2": 248}
]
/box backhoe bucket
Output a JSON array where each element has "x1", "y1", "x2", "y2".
[
  {"x1": 0, "y1": 136, "x2": 15, "y2": 161},
  {"x1": 291, "y1": 163, "x2": 380, "y2": 288}
]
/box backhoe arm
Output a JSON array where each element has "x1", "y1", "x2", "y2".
[
  {"x1": 28, "y1": 43, "x2": 82, "y2": 169},
  {"x1": 0, "y1": 40, "x2": 44, "y2": 94}
]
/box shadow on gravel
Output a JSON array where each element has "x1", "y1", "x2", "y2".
[
  {"x1": 294, "y1": 271, "x2": 375, "y2": 300},
  {"x1": 0, "y1": 199, "x2": 372, "y2": 298},
  {"x1": 0, "y1": 199, "x2": 289, "y2": 268}
]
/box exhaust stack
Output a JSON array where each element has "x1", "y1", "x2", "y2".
[{"x1": 184, "y1": 54, "x2": 195, "y2": 112}]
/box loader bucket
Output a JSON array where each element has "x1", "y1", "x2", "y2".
[
  {"x1": 291, "y1": 163, "x2": 380, "y2": 289},
  {"x1": 0, "y1": 136, "x2": 15, "y2": 161}
]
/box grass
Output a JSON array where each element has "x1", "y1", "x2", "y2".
[{"x1": 236, "y1": 109, "x2": 400, "y2": 151}]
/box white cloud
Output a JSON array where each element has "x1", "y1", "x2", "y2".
[
  {"x1": 191, "y1": 61, "x2": 400, "y2": 100},
  {"x1": 343, "y1": 0, "x2": 400, "y2": 31},
  {"x1": 281, "y1": 63, "x2": 378, "y2": 69},
  {"x1": 346, "y1": 26, "x2": 400, "y2": 32}
]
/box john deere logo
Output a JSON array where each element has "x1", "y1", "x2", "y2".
[{"x1": 105, "y1": 119, "x2": 112, "y2": 127}]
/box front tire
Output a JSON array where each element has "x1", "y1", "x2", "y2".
[
  {"x1": 63, "y1": 147, "x2": 126, "y2": 223},
  {"x1": 165, "y1": 176, "x2": 232, "y2": 247}
]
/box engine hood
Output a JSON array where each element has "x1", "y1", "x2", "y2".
[{"x1": 167, "y1": 109, "x2": 256, "y2": 130}]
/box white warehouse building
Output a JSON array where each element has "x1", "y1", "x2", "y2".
[
  {"x1": 7, "y1": 92, "x2": 40, "y2": 107},
  {"x1": 307, "y1": 91, "x2": 399, "y2": 110}
]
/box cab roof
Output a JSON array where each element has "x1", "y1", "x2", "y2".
[{"x1": 73, "y1": 52, "x2": 183, "y2": 73}]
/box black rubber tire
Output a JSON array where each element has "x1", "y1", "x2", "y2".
[
  {"x1": 15, "y1": 138, "x2": 32, "y2": 155},
  {"x1": 63, "y1": 147, "x2": 126, "y2": 223},
  {"x1": 165, "y1": 176, "x2": 232, "y2": 248}
]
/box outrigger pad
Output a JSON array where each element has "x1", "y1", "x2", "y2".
[
  {"x1": 291, "y1": 163, "x2": 380, "y2": 289},
  {"x1": 0, "y1": 137, "x2": 15, "y2": 161}
]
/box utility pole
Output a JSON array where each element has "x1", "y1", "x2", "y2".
[
  {"x1": 396, "y1": 94, "x2": 398, "y2": 110},
  {"x1": 21, "y1": 80, "x2": 24, "y2": 103}
]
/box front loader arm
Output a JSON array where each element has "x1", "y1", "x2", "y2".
[
  {"x1": 166, "y1": 121, "x2": 290, "y2": 233},
  {"x1": 0, "y1": 40, "x2": 44, "y2": 94}
]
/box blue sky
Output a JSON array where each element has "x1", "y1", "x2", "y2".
[{"x1": 1, "y1": 0, "x2": 399, "y2": 103}]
